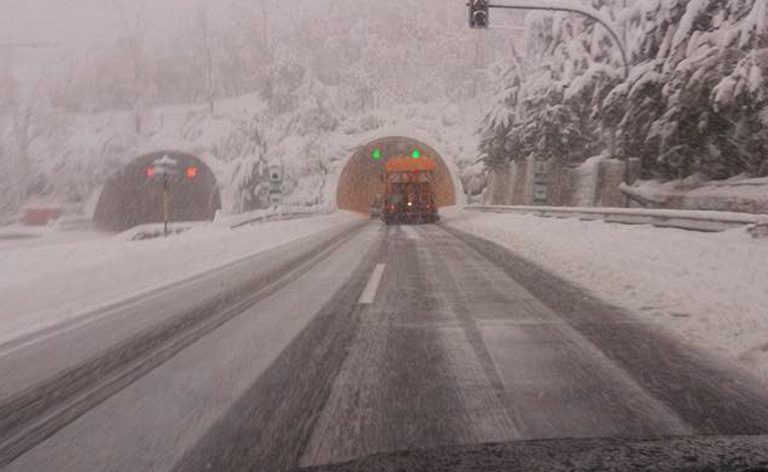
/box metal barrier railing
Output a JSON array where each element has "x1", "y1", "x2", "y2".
[{"x1": 465, "y1": 205, "x2": 767, "y2": 233}]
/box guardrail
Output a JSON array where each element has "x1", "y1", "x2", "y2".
[
  {"x1": 52, "y1": 215, "x2": 93, "y2": 232},
  {"x1": 121, "y1": 208, "x2": 334, "y2": 241},
  {"x1": 464, "y1": 205, "x2": 768, "y2": 233},
  {"x1": 224, "y1": 206, "x2": 333, "y2": 229}
]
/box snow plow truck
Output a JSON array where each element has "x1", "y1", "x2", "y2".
[{"x1": 382, "y1": 154, "x2": 439, "y2": 225}]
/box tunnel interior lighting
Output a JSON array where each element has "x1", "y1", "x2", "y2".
[{"x1": 371, "y1": 148, "x2": 382, "y2": 160}]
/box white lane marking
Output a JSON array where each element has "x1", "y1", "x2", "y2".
[
  {"x1": 401, "y1": 226, "x2": 422, "y2": 240},
  {"x1": 358, "y1": 263, "x2": 386, "y2": 305}
]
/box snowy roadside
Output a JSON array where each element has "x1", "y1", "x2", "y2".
[
  {"x1": 0, "y1": 212, "x2": 360, "y2": 347},
  {"x1": 0, "y1": 225, "x2": 109, "y2": 251},
  {"x1": 443, "y1": 209, "x2": 768, "y2": 378}
]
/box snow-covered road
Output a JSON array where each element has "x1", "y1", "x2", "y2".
[
  {"x1": 443, "y1": 208, "x2": 768, "y2": 378},
  {"x1": 3, "y1": 217, "x2": 768, "y2": 471}
]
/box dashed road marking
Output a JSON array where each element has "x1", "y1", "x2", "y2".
[
  {"x1": 401, "y1": 226, "x2": 422, "y2": 240},
  {"x1": 358, "y1": 264, "x2": 386, "y2": 305}
]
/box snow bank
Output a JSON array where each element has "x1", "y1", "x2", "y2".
[
  {"x1": 444, "y1": 209, "x2": 768, "y2": 377},
  {"x1": 627, "y1": 176, "x2": 768, "y2": 214},
  {"x1": 0, "y1": 212, "x2": 359, "y2": 346}
]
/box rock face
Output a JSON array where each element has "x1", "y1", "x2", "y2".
[{"x1": 94, "y1": 151, "x2": 221, "y2": 232}]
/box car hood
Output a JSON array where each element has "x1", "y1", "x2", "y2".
[{"x1": 297, "y1": 435, "x2": 768, "y2": 472}]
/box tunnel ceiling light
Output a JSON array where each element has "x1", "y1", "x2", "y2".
[
  {"x1": 411, "y1": 149, "x2": 421, "y2": 159},
  {"x1": 371, "y1": 148, "x2": 382, "y2": 160}
]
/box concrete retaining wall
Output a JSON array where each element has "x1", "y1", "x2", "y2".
[
  {"x1": 484, "y1": 156, "x2": 644, "y2": 208},
  {"x1": 482, "y1": 155, "x2": 766, "y2": 215}
]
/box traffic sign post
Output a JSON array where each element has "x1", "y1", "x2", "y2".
[
  {"x1": 268, "y1": 164, "x2": 284, "y2": 213},
  {"x1": 148, "y1": 155, "x2": 180, "y2": 237}
]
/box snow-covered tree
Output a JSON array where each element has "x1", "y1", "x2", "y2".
[
  {"x1": 478, "y1": 60, "x2": 527, "y2": 170},
  {"x1": 483, "y1": 0, "x2": 768, "y2": 182},
  {"x1": 478, "y1": 0, "x2": 625, "y2": 174},
  {"x1": 226, "y1": 120, "x2": 269, "y2": 213},
  {"x1": 114, "y1": 1, "x2": 152, "y2": 134},
  {"x1": 0, "y1": 58, "x2": 51, "y2": 214},
  {"x1": 615, "y1": 0, "x2": 768, "y2": 179}
]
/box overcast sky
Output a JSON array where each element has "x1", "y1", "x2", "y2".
[
  {"x1": 1, "y1": 0, "x2": 526, "y2": 86},
  {"x1": 4, "y1": 0, "x2": 121, "y2": 44},
  {"x1": 2, "y1": 0, "x2": 523, "y2": 45},
  {"x1": 0, "y1": 0, "x2": 255, "y2": 45}
]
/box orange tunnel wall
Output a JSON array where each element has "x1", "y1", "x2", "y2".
[{"x1": 336, "y1": 137, "x2": 456, "y2": 213}]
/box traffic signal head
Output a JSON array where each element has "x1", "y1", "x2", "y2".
[
  {"x1": 469, "y1": 0, "x2": 489, "y2": 29},
  {"x1": 371, "y1": 148, "x2": 382, "y2": 160},
  {"x1": 186, "y1": 167, "x2": 198, "y2": 179}
]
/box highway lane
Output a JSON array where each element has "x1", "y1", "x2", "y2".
[
  {"x1": 0, "y1": 219, "x2": 378, "y2": 470},
  {"x1": 300, "y1": 224, "x2": 768, "y2": 469},
  {"x1": 4, "y1": 220, "x2": 768, "y2": 471},
  {"x1": 0, "y1": 218, "x2": 366, "y2": 401},
  {"x1": 299, "y1": 224, "x2": 692, "y2": 467}
]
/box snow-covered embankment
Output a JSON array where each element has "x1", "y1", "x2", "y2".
[{"x1": 0, "y1": 212, "x2": 359, "y2": 347}]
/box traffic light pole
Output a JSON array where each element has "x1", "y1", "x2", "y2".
[
  {"x1": 471, "y1": 0, "x2": 633, "y2": 207},
  {"x1": 486, "y1": 2, "x2": 629, "y2": 80}
]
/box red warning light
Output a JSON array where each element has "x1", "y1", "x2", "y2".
[
  {"x1": 186, "y1": 167, "x2": 198, "y2": 179},
  {"x1": 146, "y1": 167, "x2": 156, "y2": 178}
]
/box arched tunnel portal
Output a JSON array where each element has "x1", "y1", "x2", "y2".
[
  {"x1": 336, "y1": 137, "x2": 457, "y2": 213},
  {"x1": 94, "y1": 151, "x2": 221, "y2": 232}
]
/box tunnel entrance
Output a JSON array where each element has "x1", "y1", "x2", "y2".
[
  {"x1": 94, "y1": 151, "x2": 221, "y2": 232},
  {"x1": 336, "y1": 137, "x2": 456, "y2": 213}
]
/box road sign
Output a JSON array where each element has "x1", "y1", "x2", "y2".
[
  {"x1": 269, "y1": 165, "x2": 283, "y2": 183},
  {"x1": 268, "y1": 164, "x2": 283, "y2": 207},
  {"x1": 150, "y1": 155, "x2": 180, "y2": 177}
]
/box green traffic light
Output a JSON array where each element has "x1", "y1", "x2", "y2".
[
  {"x1": 411, "y1": 149, "x2": 421, "y2": 159},
  {"x1": 371, "y1": 148, "x2": 382, "y2": 160}
]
